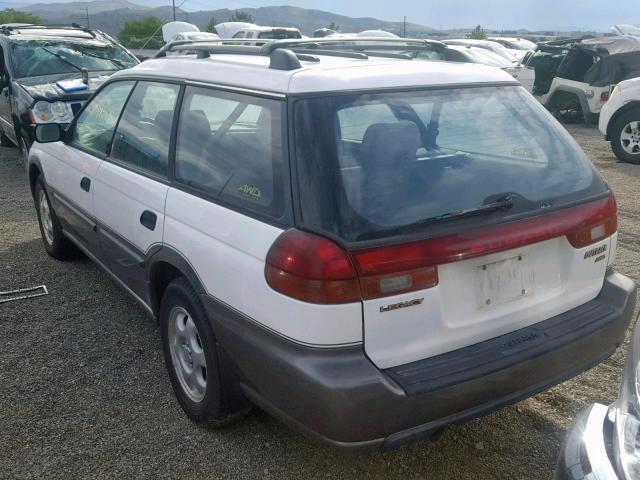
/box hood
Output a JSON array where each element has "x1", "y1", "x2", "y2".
[{"x1": 16, "y1": 72, "x2": 112, "y2": 101}]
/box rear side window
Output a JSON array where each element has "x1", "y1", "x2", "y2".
[
  {"x1": 294, "y1": 86, "x2": 606, "y2": 242},
  {"x1": 110, "y1": 81, "x2": 180, "y2": 177},
  {"x1": 72, "y1": 80, "x2": 134, "y2": 156},
  {"x1": 174, "y1": 86, "x2": 285, "y2": 217}
]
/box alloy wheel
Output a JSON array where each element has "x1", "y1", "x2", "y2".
[{"x1": 167, "y1": 306, "x2": 207, "y2": 403}]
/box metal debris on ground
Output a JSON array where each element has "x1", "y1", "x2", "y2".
[{"x1": 0, "y1": 285, "x2": 48, "y2": 304}]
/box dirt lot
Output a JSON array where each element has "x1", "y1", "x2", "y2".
[{"x1": 0, "y1": 124, "x2": 638, "y2": 480}]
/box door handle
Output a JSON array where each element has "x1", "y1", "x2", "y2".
[
  {"x1": 140, "y1": 210, "x2": 157, "y2": 231},
  {"x1": 80, "y1": 176, "x2": 91, "y2": 192}
]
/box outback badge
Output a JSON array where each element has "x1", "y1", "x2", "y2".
[
  {"x1": 584, "y1": 244, "x2": 607, "y2": 260},
  {"x1": 380, "y1": 298, "x2": 424, "y2": 313}
]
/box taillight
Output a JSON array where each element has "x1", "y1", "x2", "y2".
[
  {"x1": 601, "y1": 91, "x2": 610, "y2": 102},
  {"x1": 264, "y1": 230, "x2": 361, "y2": 304},
  {"x1": 265, "y1": 195, "x2": 617, "y2": 304},
  {"x1": 566, "y1": 194, "x2": 617, "y2": 248}
]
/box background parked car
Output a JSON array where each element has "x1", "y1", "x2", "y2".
[
  {"x1": 441, "y1": 44, "x2": 535, "y2": 92},
  {"x1": 599, "y1": 77, "x2": 640, "y2": 163},
  {"x1": 524, "y1": 34, "x2": 640, "y2": 124},
  {"x1": 171, "y1": 32, "x2": 219, "y2": 42},
  {"x1": 489, "y1": 36, "x2": 537, "y2": 51},
  {"x1": 554, "y1": 314, "x2": 640, "y2": 480},
  {"x1": 443, "y1": 38, "x2": 527, "y2": 62},
  {"x1": 231, "y1": 25, "x2": 302, "y2": 43},
  {"x1": 0, "y1": 24, "x2": 139, "y2": 165}
]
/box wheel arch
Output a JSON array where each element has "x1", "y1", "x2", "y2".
[
  {"x1": 548, "y1": 86, "x2": 593, "y2": 123},
  {"x1": 146, "y1": 245, "x2": 207, "y2": 317},
  {"x1": 606, "y1": 101, "x2": 640, "y2": 139},
  {"x1": 27, "y1": 157, "x2": 43, "y2": 199}
]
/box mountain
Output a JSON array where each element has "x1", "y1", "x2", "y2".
[
  {"x1": 17, "y1": 1, "x2": 439, "y2": 37},
  {"x1": 19, "y1": 0, "x2": 150, "y2": 16}
]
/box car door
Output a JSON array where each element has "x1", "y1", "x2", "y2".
[
  {"x1": 44, "y1": 80, "x2": 135, "y2": 256},
  {"x1": 92, "y1": 80, "x2": 181, "y2": 300}
]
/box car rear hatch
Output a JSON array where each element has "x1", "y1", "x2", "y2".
[{"x1": 291, "y1": 84, "x2": 616, "y2": 369}]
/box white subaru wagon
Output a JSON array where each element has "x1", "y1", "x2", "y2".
[{"x1": 27, "y1": 40, "x2": 636, "y2": 450}]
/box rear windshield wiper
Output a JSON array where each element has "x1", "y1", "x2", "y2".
[
  {"x1": 407, "y1": 195, "x2": 515, "y2": 228},
  {"x1": 357, "y1": 195, "x2": 515, "y2": 240}
]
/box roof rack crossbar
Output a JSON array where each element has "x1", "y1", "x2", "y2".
[
  {"x1": 259, "y1": 37, "x2": 446, "y2": 54},
  {"x1": 155, "y1": 43, "x2": 319, "y2": 71},
  {"x1": 360, "y1": 51, "x2": 414, "y2": 60},
  {"x1": 289, "y1": 48, "x2": 368, "y2": 60},
  {"x1": 155, "y1": 39, "x2": 262, "y2": 58}
]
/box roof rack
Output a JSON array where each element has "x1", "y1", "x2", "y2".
[
  {"x1": 259, "y1": 37, "x2": 446, "y2": 54},
  {"x1": 154, "y1": 37, "x2": 447, "y2": 70},
  {"x1": 1, "y1": 23, "x2": 96, "y2": 37},
  {"x1": 155, "y1": 41, "x2": 320, "y2": 70}
]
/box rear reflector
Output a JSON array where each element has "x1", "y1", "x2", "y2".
[
  {"x1": 601, "y1": 91, "x2": 610, "y2": 102},
  {"x1": 265, "y1": 195, "x2": 616, "y2": 304}
]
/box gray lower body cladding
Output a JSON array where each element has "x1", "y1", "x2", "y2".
[{"x1": 201, "y1": 269, "x2": 636, "y2": 451}]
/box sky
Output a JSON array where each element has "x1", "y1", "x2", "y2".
[
  {"x1": 168, "y1": 0, "x2": 633, "y2": 31},
  {"x1": 3, "y1": 0, "x2": 636, "y2": 31}
]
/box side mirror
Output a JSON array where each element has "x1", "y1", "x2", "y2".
[{"x1": 34, "y1": 123, "x2": 63, "y2": 143}]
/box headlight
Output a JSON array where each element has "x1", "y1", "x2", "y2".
[
  {"x1": 610, "y1": 85, "x2": 622, "y2": 100},
  {"x1": 30, "y1": 101, "x2": 73, "y2": 124},
  {"x1": 614, "y1": 319, "x2": 640, "y2": 480}
]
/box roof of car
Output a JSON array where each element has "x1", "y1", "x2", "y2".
[
  {"x1": 240, "y1": 26, "x2": 300, "y2": 32},
  {"x1": 113, "y1": 50, "x2": 515, "y2": 94}
]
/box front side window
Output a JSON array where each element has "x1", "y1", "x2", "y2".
[
  {"x1": 10, "y1": 40, "x2": 138, "y2": 78},
  {"x1": 295, "y1": 86, "x2": 607, "y2": 242},
  {"x1": 174, "y1": 86, "x2": 285, "y2": 217},
  {"x1": 110, "y1": 81, "x2": 180, "y2": 177},
  {"x1": 72, "y1": 80, "x2": 134, "y2": 156}
]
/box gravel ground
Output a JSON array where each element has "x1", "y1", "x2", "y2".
[{"x1": 0, "y1": 125, "x2": 638, "y2": 480}]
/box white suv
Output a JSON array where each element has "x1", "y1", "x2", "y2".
[
  {"x1": 599, "y1": 77, "x2": 640, "y2": 163},
  {"x1": 28, "y1": 39, "x2": 636, "y2": 450}
]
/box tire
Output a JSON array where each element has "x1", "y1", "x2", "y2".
[
  {"x1": 159, "y1": 277, "x2": 250, "y2": 427},
  {"x1": 610, "y1": 109, "x2": 640, "y2": 164},
  {"x1": 34, "y1": 176, "x2": 74, "y2": 259}
]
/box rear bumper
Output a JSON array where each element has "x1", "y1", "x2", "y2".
[
  {"x1": 202, "y1": 270, "x2": 636, "y2": 451},
  {"x1": 554, "y1": 404, "x2": 620, "y2": 480}
]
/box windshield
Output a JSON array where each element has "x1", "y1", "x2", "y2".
[
  {"x1": 294, "y1": 86, "x2": 606, "y2": 242},
  {"x1": 10, "y1": 40, "x2": 138, "y2": 78}
]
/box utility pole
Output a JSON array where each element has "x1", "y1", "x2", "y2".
[
  {"x1": 85, "y1": 7, "x2": 90, "y2": 28},
  {"x1": 172, "y1": 0, "x2": 176, "y2": 21},
  {"x1": 403, "y1": 16, "x2": 406, "y2": 37}
]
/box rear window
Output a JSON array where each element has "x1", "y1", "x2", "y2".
[
  {"x1": 258, "y1": 30, "x2": 301, "y2": 39},
  {"x1": 294, "y1": 85, "x2": 606, "y2": 242}
]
